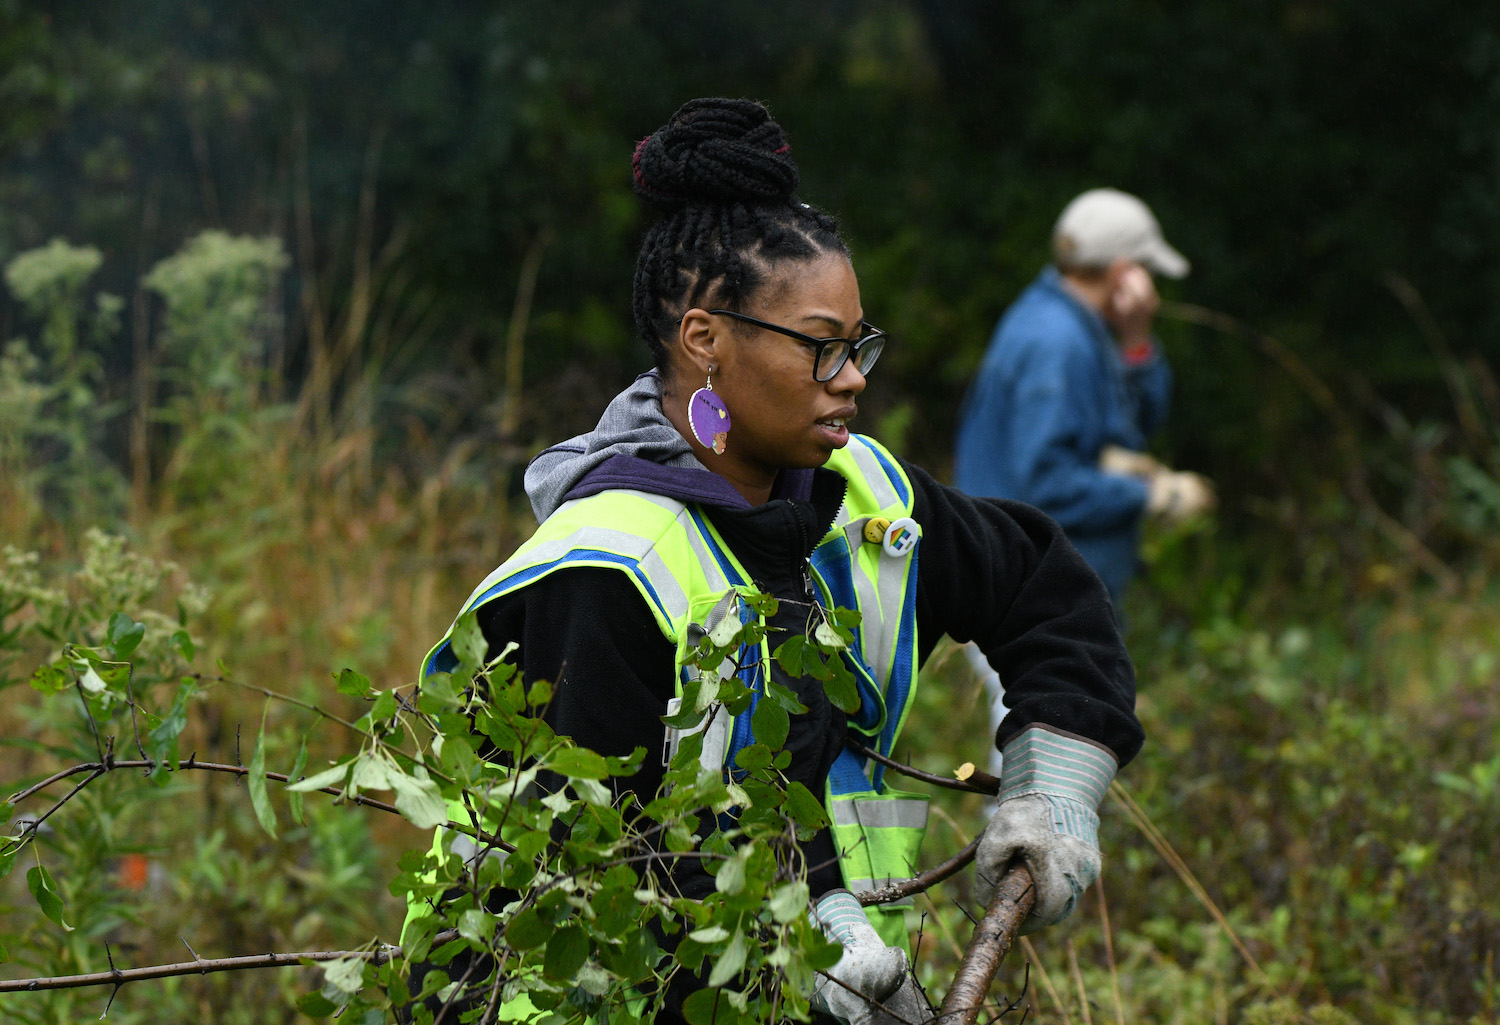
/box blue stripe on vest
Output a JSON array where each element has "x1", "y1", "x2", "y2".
[
  {"x1": 829, "y1": 746, "x2": 874, "y2": 796},
  {"x1": 811, "y1": 535, "x2": 885, "y2": 733},
  {"x1": 870, "y1": 546, "x2": 920, "y2": 790}
]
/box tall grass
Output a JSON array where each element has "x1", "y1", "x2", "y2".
[{"x1": 2, "y1": 230, "x2": 1499, "y2": 1022}]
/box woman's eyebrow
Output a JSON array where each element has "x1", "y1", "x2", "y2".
[{"x1": 800, "y1": 312, "x2": 864, "y2": 334}]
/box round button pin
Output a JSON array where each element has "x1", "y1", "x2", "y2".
[
  {"x1": 863, "y1": 517, "x2": 891, "y2": 544},
  {"x1": 881, "y1": 517, "x2": 918, "y2": 558}
]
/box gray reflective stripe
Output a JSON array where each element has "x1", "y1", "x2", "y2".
[
  {"x1": 636, "y1": 548, "x2": 690, "y2": 621},
  {"x1": 845, "y1": 878, "x2": 915, "y2": 905},
  {"x1": 678, "y1": 512, "x2": 732, "y2": 593},
  {"x1": 845, "y1": 438, "x2": 901, "y2": 510},
  {"x1": 845, "y1": 543, "x2": 886, "y2": 679},
  {"x1": 829, "y1": 797, "x2": 930, "y2": 830},
  {"x1": 866, "y1": 545, "x2": 912, "y2": 687}
]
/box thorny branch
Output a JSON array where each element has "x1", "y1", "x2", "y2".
[{"x1": 0, "y1": 930, "x2": 458, "y2": 994}]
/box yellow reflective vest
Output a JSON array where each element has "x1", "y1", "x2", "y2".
[{"x1": 423, "y1": 434, "x2": 929, "y2": 950}]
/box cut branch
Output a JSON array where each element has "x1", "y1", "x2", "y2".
[
  {"x1": 934, "y1": 864, "x2": 1035, "y2": 1025},
  {"x1": 0, "y1": 931, "x2": 457, "y2": 994},
  {"x1": 846, "y1": 740, "x2": 999, "y2": 796}
]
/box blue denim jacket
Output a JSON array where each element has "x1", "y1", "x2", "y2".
[{"x1": 954, "y1": 267, "x2": 1172, "y2": 598}]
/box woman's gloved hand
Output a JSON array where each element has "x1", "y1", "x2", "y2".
[
  {"x1": 974, "y1": 727, "x2": 1117, "y2": 934},
  {"x1": 809, "y1": 890, "x2": 909, "y2": 1024}
]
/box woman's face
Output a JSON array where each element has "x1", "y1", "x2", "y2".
[{"x1": 706, "y1": 250, "x2": 870, "y2": 482}]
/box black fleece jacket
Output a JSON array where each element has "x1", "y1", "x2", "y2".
[
  {"x1": 406, "y1": 455, "x2": 1140, "y2": 1024},
  {"x1": 473, "y1": 455, "x2": 1141, "y2": 897}
]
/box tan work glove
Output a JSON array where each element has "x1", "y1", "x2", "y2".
[
  {"x1": 1098, "y1": 444, "x2": 1164, "y2": 480},
  {"x1": 1146, "y1": 470, "x2": 1215, "y2": 523}
]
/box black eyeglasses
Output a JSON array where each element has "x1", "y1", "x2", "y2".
[{"x1": 709, "y1": 309, "x2": 887, "y2": 383}]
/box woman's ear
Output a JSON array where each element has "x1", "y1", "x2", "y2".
[{"x1": 677, "y1": 308, "x2": 720, "y2": 377}]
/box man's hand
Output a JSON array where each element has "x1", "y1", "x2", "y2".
[
  {"x1": 1098, "y1": 444, "x2": 1164, "y2": 480},
  {"x1": 1105, "y1": 262, "x2": 1160, "y2": 346},
  {"x1": 975, "y1": 727, "x2": 1116, "y2": 934},
  {"x1": 810, "y1": 890, "x2": 910, "y2": 1024},
  {"x1": 1146, "y1": 470, "x2": 1216, "y2": 522}
]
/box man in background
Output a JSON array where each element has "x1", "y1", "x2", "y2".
[{"x1": 954, "y1": 187, "x2": 1213, "y2": 770}]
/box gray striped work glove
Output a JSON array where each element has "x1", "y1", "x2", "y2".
[
  {"x1": 974, "y1": 726, "x2": 1117, "y2": 933},
  {"x1": 809, "y1": 890, "x2": 908, "y2": 1025}
]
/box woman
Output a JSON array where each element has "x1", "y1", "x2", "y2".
[{"x1": 413, "y1": 97, "x2": 1141, "y2": 1023}]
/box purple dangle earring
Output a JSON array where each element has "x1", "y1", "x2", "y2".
[{"x1": 688, "y1": 367, "x2": 731, "y2": 455}]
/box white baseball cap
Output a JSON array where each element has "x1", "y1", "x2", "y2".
[{"x1": 1051, "y1": 188, "x2": 1190, "y2": 279}]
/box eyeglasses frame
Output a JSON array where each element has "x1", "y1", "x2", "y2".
[{"x1": 707, "y1": 309, "x2": 886, "y2": 382}]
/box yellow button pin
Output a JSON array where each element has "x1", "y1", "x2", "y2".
[{"x1": 863, "y1": 517, "x2": 891, "y2": 544}]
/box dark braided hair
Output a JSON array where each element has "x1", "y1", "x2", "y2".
[{"x1": 630, "y1": 97, "x2": 850, "y2": 369}]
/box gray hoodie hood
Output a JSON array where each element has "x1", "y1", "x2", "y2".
[{"x1": 526, "y1": 371, "x2": 818, "y2": 521}]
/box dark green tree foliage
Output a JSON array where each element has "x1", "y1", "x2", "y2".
[{"x1": 3, "y1": 0, "x2": 1499, "y2": 567}]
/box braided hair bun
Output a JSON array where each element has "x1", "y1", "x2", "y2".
[
  {"x1": 630, "y1": 97, "x2": 849, "y2": 368},
  {"x1": 632, "y1": 98, "x2": 799, "y2": 211}
]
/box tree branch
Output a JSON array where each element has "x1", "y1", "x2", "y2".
[
  {"x1": 3, "y1": 757, "x2": 516, "y2": 855},
  {"x1": 0, "y1": 930, "x2": 458, "y2": 994},
  {"x1": 857, "y1": 838, "x2": 980, "y2": 907},
  {"x1": 845, "y1": 739, "x2": 1000, "y2": 796},
  {"x1": 934, "y1": 864, "x2": 1035, "y2": 1025}
]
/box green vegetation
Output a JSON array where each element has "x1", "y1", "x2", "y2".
[{"x1": 2, "y1": 3, "x2": 1499, "y2": 1022}]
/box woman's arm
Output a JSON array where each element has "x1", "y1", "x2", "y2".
[{"x1": 902, "y1": 458, "x2": 1143, "y2": 765}]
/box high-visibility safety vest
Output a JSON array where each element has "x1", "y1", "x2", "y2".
[{"x1": 423, "y1": 435, "x2": 930, "y2": 951}]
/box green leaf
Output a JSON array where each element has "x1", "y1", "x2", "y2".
[
  {"x1": 248, "y1": 704, "x2": 277, "y2": 839},
  {"x1": 783, "y1": 782, "x2": 830, "y2": 831},
  {"x1": 733, "y1": 743, "x2": 772, "y2": 772},
  {"x1": 543, "y1": 924, "x2": 590, "y2": 979},
  {"x1": 773, "y1": 635, "x2": 808, "y2": 677},
  {"x1": 170, "y1": 628, "x2": 196, "y2": 661},
  {"x1": 29, "y1": 663, "x2": 71, "y2": 694},
  {"x1": 682, "y1": 988, "x2": 735, "y2": 1025},
  {"x1": 389, "y1": 770, "x2": 447, "y2": 829},
  {"x1": 821, "y1": 658, "x2": 861, "y2": 714},
  {"x1": 706, "y1": 930, "x2": 747, "y2": 988},
  {"x1": 769, "y1": 881, "x2": 810, "y2": 923},
  {"x1": 27, "y1": 865, "x2": 72, "y2": 932},
  {"x1": 708, "y1": 614, "x2": 743, "y2": 649},
  {"x1": 751, "y1": 698, "x2": 789, "y2": 751},
  {"x1": 337, "y1": 667, "x2": 372, "y2": 696},
  {"x1": 459, "y1": 909, "x2": 495, "y2": 944},
  {"x1": 285, "y1": 737, "x2": 309, "y2": 824},
  {"x1": 107, "y1": 612, "x2": 145, "y2": 658},
  {"x1": 296, "y1": 992, "x2": 339, "y2": 1017},
  {"x1": 321, "y1": 955, "x2": 366, "y2": 996},
  {"x1": 147, "y1": 682, "x2": 192, "y2": 778},
  {"x1": 287, "y1": 761, "x2": 353, "y2": 793},
  {"x1": 450, "y1": 612, "x2": 487, "y2": 675},
  {"x1": 813, "y1": 620, "x2": 849, "y2": 650},
  {"x1": 549, "y1": 747, "x2": 610, "y2": 779},
  {"x1": 830, "y1": 606, "x2": 862, "y2": 628},
  {"x1": 506, "y1": 908, "x2": 554, "y2": 950},
  {"x1": 687, "y1": 925, "x2": 730, "y2": 944},
  {"x1": 370, "y1": 690, "x2": 399, "y2": 723}
]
